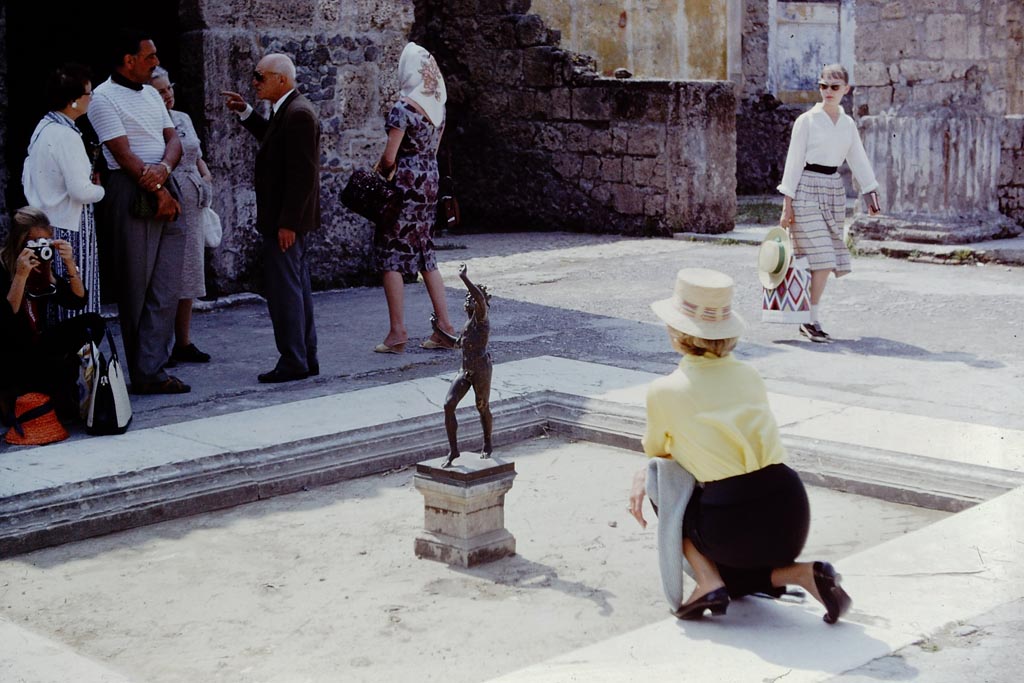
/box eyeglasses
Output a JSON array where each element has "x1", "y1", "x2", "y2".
[
  {"x1": 253, "y1": 70, "x2": 279, "y2": 83},
  {"x1": 819, "y1": 83, "x2": 845, "y2": 91}
]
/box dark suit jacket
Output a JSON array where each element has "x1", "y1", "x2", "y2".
[{"x1": 242, "y1": 91, "x2": 321, "y2": 237}]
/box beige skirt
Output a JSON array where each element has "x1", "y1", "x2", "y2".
[{"x1": 791, "y1": 171, "x2": 850, "y2": 276}]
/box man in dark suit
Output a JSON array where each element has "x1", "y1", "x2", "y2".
[{"x1": 223, "y1": 54, "x2": 320, "y2": 383}]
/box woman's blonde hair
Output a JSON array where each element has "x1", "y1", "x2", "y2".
[
  {"x1": 820, "y1": 63, "x2": 849, "y2": 84},
  {"x1": 2, "y1": 207, "x2": 51, "y2": 276},
  {"x1": 668, "y1": 328, "x2": 738, "y2": 358}
]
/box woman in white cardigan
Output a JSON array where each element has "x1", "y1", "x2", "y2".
[
  {"x1": 777, "y1": 64, "x2": 881, "y2": 343},
  {"x1": 22, "y1": 64, "x2": 105, "y2": 318}
]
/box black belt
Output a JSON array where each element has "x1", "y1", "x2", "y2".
[{"x1": 804, "y1": 163, "x2": 838, "y2": 175}]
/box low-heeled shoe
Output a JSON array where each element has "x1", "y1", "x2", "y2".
[
  {"x1": 257, "y1": 368, "x2": 308, "y2": 384},
  {"x1": 673, "y1": 587, "x2": 730, "y2": 621},
  {"x1": 813, "y1": 561, "x2": 852, "y2": 624}
]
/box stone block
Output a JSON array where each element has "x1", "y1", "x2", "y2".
[
  {"x1": 516, "y1": 13, "x2": 549, "y2": 47},
  {"x1": 611, "y1": 126, "x2": 629, "y2": 154},
  {"x1": 550, "y1": 88, "x2": 572, "y2": 120},
  {"x1": 589, "y1": 129, "x2": 613, "y2": 153},
  {"x1": 881, "y1": 2, "x2": 906, "y2": 19},
  {"x1": 535, "y1": 124, "x2": 565, "y2": 151},
  {"x1": 562, "y1": 123, "x2": 593, "y2": 152},
  {"x1": 600, "y1": 157, "x2": 622, "y2": 182},
  {"x1": 856, "y1": 62, "x2": 891, "y2": 87},
  {"x1": 644, "y1": 193, "x2": 667, "y2": 216},
  {"x1": 413, "y1": 457, "x2": 517, "y2": 568},
  {"x1": 572, "y1": 87, "x2": 613, "y2": 121},
  {"x1": 552, "y1": 152, "x2": 582, "y2": 178},
  {"x1": 581, "y1": 155, "x2": 602, "y2": 179},
  {"x1": 479, "y1": 16, "x2": 520, "y2": 49},
  {"x1": 612, "y1": 184, "x2": 645, "y2": 215},
  {"x1": 493, "y1": 50, "x2": 524, "y2": 85},
  {"x1": 626, "y1": 126, "x2": 667, "y2": 156},
  {"x1": 522, "y1": 46, "x2": 562, "y2": 87}
]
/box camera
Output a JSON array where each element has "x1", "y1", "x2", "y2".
[{"x1": 26, "y1": 238, "x2": 54, "y2": 263}]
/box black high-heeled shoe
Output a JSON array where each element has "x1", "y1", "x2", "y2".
[
  {"x1": 813, "y1": 561, "x2": 852, "y2": 624},
  {"x1": 673, "y1": 587, "x2": 730, "y2": 621}
]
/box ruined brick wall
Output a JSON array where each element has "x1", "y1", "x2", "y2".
[
  {"x1": 413, "y1": 0, "x2": 736, "y2": 235},
  {"x1": 735, "y1": 0, "x2": 803, "y2": 195},
  {"x1": 179, "y1": 0, "x2": 414, "y2": 293},
  {"x1": 1000, "y1": 116, "x2": 1024, "y2": 229},
  {"x1": 853, "y1": 0, "x2": 1021, "y2": 117}
]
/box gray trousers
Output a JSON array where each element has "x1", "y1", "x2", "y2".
[
  {"x1": 262, "y1": 234, "x2": 317, "y2": 374},
  {"x1": 106, "y1": 171, "x2": 185, "y2": 385}
]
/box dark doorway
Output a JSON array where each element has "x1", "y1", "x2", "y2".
[{"x1": 3, "y1": 1, "x2": 180, "y2": 212}]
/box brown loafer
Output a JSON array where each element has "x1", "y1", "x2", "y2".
[{"x1": 131, "y1": 376, "x2": 191, "y2": 395}]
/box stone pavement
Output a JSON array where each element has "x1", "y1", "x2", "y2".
[{"x1": 1, "y1": 231, "x2": 1022, "y2": 681}]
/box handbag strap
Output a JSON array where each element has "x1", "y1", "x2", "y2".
[{"x1": 104, "y1": 328, "x2": 121, "y2": 363}]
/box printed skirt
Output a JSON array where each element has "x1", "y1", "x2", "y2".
[
  {"x1": 51, "y1": 204, "x2": 101, "y2": 322},
  {"x1": 791, "y1": 171, "x2": 851, "y2": 276}
]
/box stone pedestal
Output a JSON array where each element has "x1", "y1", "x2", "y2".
[
  {"x1": 851, "y1": 113, "x2": 1021, "y2": 244},
  {"x1": 413, "y1": 456, "x2": 517, "y2": 567}
]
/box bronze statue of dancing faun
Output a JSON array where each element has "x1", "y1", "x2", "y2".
[{"x1": 434, "y1": 264, "x2": 492, "y2": 468}]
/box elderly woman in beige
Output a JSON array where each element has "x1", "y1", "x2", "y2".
[
  {"x1": 151, "y1": 67, "x2": 212, "y2": 364},
  {"x1": 22, "y1": 64, "x2": 105, "y2": 319},
  {"x1": 629, "y1": 268, "x2": 852, "y2": 624}
]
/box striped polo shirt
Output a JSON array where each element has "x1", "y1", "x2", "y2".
[{"x1": 90, "y1": 78, "x2": 173, "y2": 169}]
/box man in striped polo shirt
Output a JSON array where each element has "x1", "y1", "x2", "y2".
[{"x1": 90, "y1": 30, "x2": 190, "y2": 395}]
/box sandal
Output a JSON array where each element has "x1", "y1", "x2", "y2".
[{"x1": 131, "y1": 376, "x2": 192, "y2": 395}]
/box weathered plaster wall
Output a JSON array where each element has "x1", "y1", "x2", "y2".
[
  {"x1": 530, "y1": 0, "x2": 728, "y2": 79},
  {"x1": 1000, "y1": 116, "x2": 1024, "y2": 229},
  {"x1": 853, "y1": 0, "x2": 1022, "y2": 117},
  {"x1": 414, "y1": 0, "x2": 736, "y2": 236},
  {"x1": 179, "y1": 0, "x2": 415, "y2": 293}
]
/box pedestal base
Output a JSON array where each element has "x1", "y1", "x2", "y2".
[
  {"x1": 413, "y1": 455, "x2": 517, "y2": 568},
  {"x1": 851, "y1": 213, "x2": 1021, "y2": 245}
]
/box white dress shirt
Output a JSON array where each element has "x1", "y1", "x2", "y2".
[
  {"x1": 777, "y1": 103, "x2": 878, "y2": 198},
  {"x1": 22, "y1": 113, "x2": 105, "y2": 231}
]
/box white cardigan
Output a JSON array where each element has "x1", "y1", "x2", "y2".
[
  {"x1": 777, "y1": 104, "x2": 878, "y2": 199},
  {"x1": 22, "y1": 115, "x2": 105, "y2": 232}
]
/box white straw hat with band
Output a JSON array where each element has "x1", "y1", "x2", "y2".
[
  {"x1": 757, "y1": 226, "x2": 794, "y2": 289},
  {"x1": 651, "y1": 268, "x2": 746, "y2": 340}
]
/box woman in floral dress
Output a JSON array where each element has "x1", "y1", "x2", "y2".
[{"x1": 373, "y1": 42, "x2": 457, "y2": 354}]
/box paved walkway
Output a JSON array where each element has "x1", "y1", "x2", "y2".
[{"x1": 2, "y1": 231, "x2": 1023, "y2": 680}]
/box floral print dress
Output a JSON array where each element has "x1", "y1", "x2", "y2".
[{"x1": 374, "y1": 100, "x2": 444, "y2": 274}]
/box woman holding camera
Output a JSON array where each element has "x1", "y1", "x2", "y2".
[
  {"x1": 777, "y1": 63, "x2": 881, "y2": 343},
  {"x1": 22, "y1": 63, "x2": 105, "y2": 319},
  {"x1": 1, "y1": 207, "x2": 104, "y2": 420}
]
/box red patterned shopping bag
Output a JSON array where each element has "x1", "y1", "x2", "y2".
[{"x1": 761, "y1": 256, "x2": 812, "y2": 323}]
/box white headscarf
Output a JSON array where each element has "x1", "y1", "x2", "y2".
[{"x1": 398, "y1": 42, "x2": 446, "y2": 127}]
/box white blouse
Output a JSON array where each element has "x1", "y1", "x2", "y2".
[
  {"x1": 22, "y1": 114, "x2": 105, "y2": 232},
  {"x1": 777, "y1": 103, "x2": 878, "y2": 199}
]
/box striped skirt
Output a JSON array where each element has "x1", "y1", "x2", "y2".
[
  {"x1": 791, "y1": 171, "x2": 850, "y2": 276},
  {"x1": 51, "y1": 204, "x2": 101, "y2": 322}
]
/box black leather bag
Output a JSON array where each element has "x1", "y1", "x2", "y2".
[{"x1": 341, "y1": 169, "x2": 402, "y2": 227}]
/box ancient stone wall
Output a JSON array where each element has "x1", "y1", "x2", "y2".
[
  {"x1": 1000, "y1": 116, "x2": 1024, "y2": 229},
  {"x1": 179, "y1": 0, "x2": 414, "y2": 293},
  {"x1": 0, "y1": 4, "x2": 9, "y2": 237},
  {"x1": 413, "y1": 0, "x2": 736, "y2": 236},
  {"x1": 853, "y1": 0, "x2": 1022, "y2": 117}
]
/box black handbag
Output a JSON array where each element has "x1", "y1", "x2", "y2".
[{"x1": 341, "y1": 169, "x2": 402, "y2": 227}]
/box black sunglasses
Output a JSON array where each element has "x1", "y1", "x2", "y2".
[
  {"x1": 818, "y1": 83, "x2": 845, "y2": 91},
  {"x1": 252, "y1": 70, "x2": 266, "y2": 82}
]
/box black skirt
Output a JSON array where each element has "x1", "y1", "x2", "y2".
[{"x1": 684, "y1": 463, "x2": 810, "y2": 596}]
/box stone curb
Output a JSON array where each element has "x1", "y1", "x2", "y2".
[{"x1": 4, "y1": 391, "x2": 1020, "y2": 559}]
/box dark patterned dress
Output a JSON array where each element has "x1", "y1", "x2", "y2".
[{"x1": 374, "y1": 101, "x2": 444, "y2": 274}]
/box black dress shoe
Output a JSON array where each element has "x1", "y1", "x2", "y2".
[
  {"x1": 257, "y1": 368, "x2": 308, "y2": 384},
  {"x1": 813, "y1": 561, "x2": 852, "y2": 624},
  {"x1": 307, "y1": 362, "x2": 319, "y2": 377},
  {"x1": 673, "y1": 587, "x2": 730, "y2": 620}
]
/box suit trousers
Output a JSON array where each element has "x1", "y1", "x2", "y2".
[
  {"x1": 105, "y1": 171, "x2": 185, "y2": 385},
  {"x1": 262, "y1": 234, "x2": 317, "y2": 374}
]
